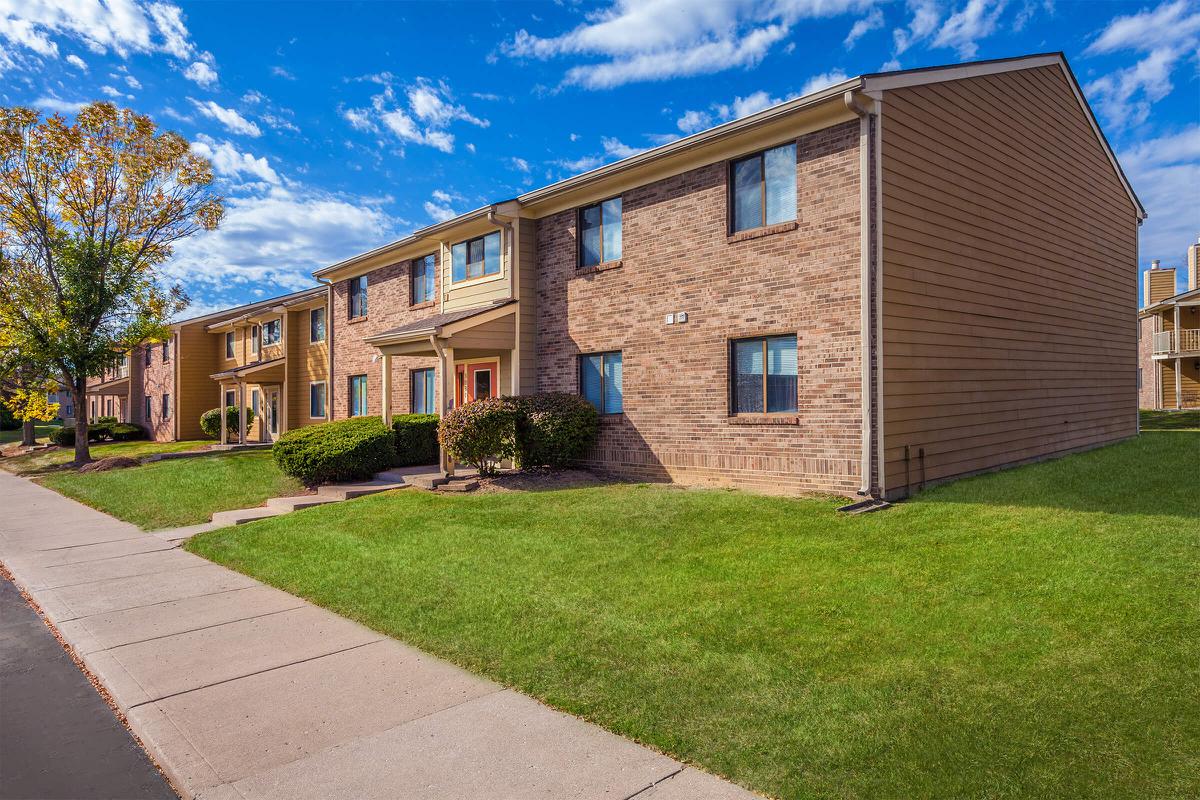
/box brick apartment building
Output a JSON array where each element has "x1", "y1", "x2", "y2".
[
  {"x1": 312, "y1": 53, "x2": 1145, "y2": 499},
  {"x1": 1138, "y1": 240, "x2": 1200, "y2": 411}
]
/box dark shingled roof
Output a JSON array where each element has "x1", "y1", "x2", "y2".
[{"x1": 369, "y1": 299, "x2": 515, "y2": 340}]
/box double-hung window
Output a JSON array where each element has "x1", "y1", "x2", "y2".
[
  {"x1": 144, "y1": 396, "x2": 151, "y2": 420},
  {"x1": 310, "y1": 307, "x2": 326, "y2": 343},
  {"x1": 579, "y1": 351, "x2": 623, "y2": 414},
  {"x1": 310, "y1": 382, "x2": 327, "y2": 419},
  {"x1": 162, "y1": 393, "x2": 171, "y2": 419},
  {"x1": 730, "y1": 335, "x2": 797, "y2": 414},
  {"x1": 224, "y1": 389, "x2": 235, "y2": 408},
  {"x1": 262, "y1": 318, "x2": 281, "y2": 346},
  {"x1": 144, "y1": 347, "x2": 151, "y2": 366},
  {"x1": 411, "y1": 368, "x2": 435, "y2": 414},
  {"x1": 349, "y1": 276, "x2": 368, "y2": 319},
  {"x1": 225, "y1": 331, "x2": 235, "y2": 359},
  {"x1": 251, "y1": 324, "x2": 260, "y2": 356},
  {"x1": 451, "y1": 232, "x2": 501, "y2": 282},
  {"x1": 412, "y1": 254, "x2": 435, "y2": 304},
  {"x1": 349, "y1": 374, "x2": 368, "y2": 417},
  {"x1": 579, "y1": 197, "x2": 622, "y2": 267},
  {"x1": 730, "y1": 143, "x2": 797, "y2": 233},
  {"x1": 162, "y1": 341, "x2": 170, "y2": 362}
]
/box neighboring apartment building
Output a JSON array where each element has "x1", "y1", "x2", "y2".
[
  {"x1": 1138, "y1": 240, "x2": 1200, "y2": 410},
  {"x1": 84, "y1": 340, "x2": 175, "y2": 440},
  {"x1": 314, "y1": 53, "x2": 1145, "y2": 499},
  {"x1": 174, "y1": 286, "x2": 329, "y2": 443}
]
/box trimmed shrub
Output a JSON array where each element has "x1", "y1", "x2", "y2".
[
  {"x1": 50, "y1": 426, "x2": 75, "y2": 446},
  {"x1": 272, "y1": 417, "x2": 396, "y2": 486},
  {"x1": 437, "y1": 397, "x2": 517, "y2": 476},
  {"x1": 200, "y1": 406, "x2": 257, "y2": 439},
  {"x1": 510, "y1": 393, "x2": 599, "y2": 468},
  {"x1": 110, "y1": 423, "x2": 147, "y2": 441},
  {"x1": 392, "y1": 414, "x2": 440, "y2": 467},
  {"x1": 95, "y1": 415, "x2": 119, "y2": 426}
]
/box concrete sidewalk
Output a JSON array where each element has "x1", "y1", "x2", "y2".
[{"x1": 0, "y1": 470, "x2": 756, "y2": 800}]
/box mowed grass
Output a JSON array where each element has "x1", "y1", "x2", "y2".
[
  {"x1": 41, "y1": 452, "x2": 304, "y2": 529},
  {"x1": 0, "y1": 439, "x2": 207, "y2": 476},
  {"x1": 1141, "y1": 408, "x2": 1200, "y2": 430},
  {"x1": 0, "y1": 423, "x2": 59, "y2": 446},
  {"x1": 188, "y1": 431, "x2": 1199, "y2": 799}
]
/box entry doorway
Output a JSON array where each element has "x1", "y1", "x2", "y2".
[
  {"x1": 264, "y1": 387, "x2": 281, "y2": 441},
  {"x1": 455, "y1": 360, "x2": 498, "y2": 406}
]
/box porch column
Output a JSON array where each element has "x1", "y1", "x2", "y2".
[
  {"x1": 437, "y1": 343, "x2": 455, "y2": 476},
  {"x1": 219, "y1": 383, "x2": 228, "y2": 445},
  {"x1": 1176, "y1": 357, "x2": 1183, "y2": 410},
  {"x1": 238, "y1": 381, "x2": 247, "y2": 444},
  {"x1": 380, "y1": 353, "x2": 393, "y2": 428}
]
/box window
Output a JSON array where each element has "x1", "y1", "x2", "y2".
[
  {"x1": 225, "y1": 331, "x2": 235, "y2": 359},
  {"x1": 579, "y1": 351, "x2": 623, "y2": 414},
  {"x1": 730, "y1": 335, "x2": 797, "y2": 414},
  {"x1": 162, "y1": 393, "x2": 171, "y2": 419},
  {"x1": 262, "y1": 318, "x2": 281, "y2": 346},
  {"x1": 251, "y1": 389, "x2": 260, "y2": 418},
  {"x1": 251, "y1": 325, "x2": 260, "y2": 355},
  {"x1": 144, "y1": 347, "x2": 151, "y2": 365},
  {"x1": 349, "y1": 374, "x2": 368, "y2": 416},
  {"x1": 145, "y1": 396, "x2": 151, "y2": 420},
  {"x1": 162, "y1": 340, "x2": 170, "y2": 362},
  {"x1": 412, "y1": 254, "x2": 436, "y2": 304},
  {"x1": 579, "y1": 197, "x2": 622, "y2": 267},
  {"x1": 730, "y1": 143, "x2": 797, "y2": 233},
  {"x1": 451, "y1": 231, "x2": 501, "y2": 283},
  {"x1": 411, "y1": 368, "x2": 436, "y2": 414},
  {"x1": 224, "y1": 389, "x2": 235, "y2": 408},
  {"x1": 310, "y1": 307, "x2": 325, "y2": 343},
  {"x1": 349, "y1": 275, "x2": 368, "y2": 318},
  {"x1": 65, "y1": 404, "x2": 72, "y2": 417},
  {"x1": 310, "y1": 382, "x2": 327, "y2": 418}
]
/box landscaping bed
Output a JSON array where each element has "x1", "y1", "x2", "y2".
[
  {"x1": 40, "y1": 452, "x2": 303, "y2": 529},
  {"x1": 186, "y1": 430, "x2": 1199, "y2": 799}
]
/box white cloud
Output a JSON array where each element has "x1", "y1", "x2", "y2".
[
  {"x1": 799, "y1": 70, "x2": 850, "y2": 95},
  {"x1": 1086, "y1": 48, "x2": 1178, "y2": 130},
  {"x1": 100, "y1": 85, "x2": 123, "y2": 97},
  {"x1": 242, "y1": 90, "x2": 265, "y2": 104},
  {"x1": 845, "y1": 7, "x2": 884, "y2": 48},
  {"x1": 342, "y1": 77, "x2": 487, "y2": 154},
  {"x1": 1119, "y1": 125, "x2": 1200, "y2": 265},
  {"x1": 892, "y1": 0, "x2": 942, "y2": 56},
  {"x1": 65, "y1": 53, "x2": 87, "y2": 71},
  {"x1": 33, "y1": 96, "x2": 85, "y2": 114},
  {"x1": 1085, "y1": 0, "x2": 1200, "y2": 56},
  {"x1": 555, "y1": 155, "x2": 605, "y2": 172},
  {"x1": 125, "y1": 73, "x2": 141, "y2": 89},
  {"x1": 189, "y1": 98, "x2": 262, "y2": 137},
  {"x1": 931, "y1": 0, "x2": 1006, "y2": 58},
  {"x1": 0, "y1": 0, "x2": 197, "y2": 75},
  {"x1": 677, "y1": 109, "x2": 713, "y2": 133},
  {"x1": 601, "y1": 137, "x2": 644, "y2": 159},
  {"x1": 190, "y1": 136, "x2": 280, "y2": 186},
  {"x1": 271, "y1": 65, "x2": 295, "y2": 79},
  {"x1": 424, "y1": 190, "x2": 458, "y2": 222},
  {"x1": 509, "y1": 156, "x2": 531, "y2": 172},
  {"x1": 165, "y1": 185, "x2": 402, "y2": 291},
  {"x1": 502, "y1": 0, "x2": 873, "y2": 89},
  {"x1": 183, "y1": 59, "x2": 218, "y2": 87}
]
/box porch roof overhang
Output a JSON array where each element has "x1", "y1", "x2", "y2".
[
  {"x1": 363, "y1": 300, "x2": 517, "y2": 356},
  {"x1": 210, "y1": 356, "x2": 286, "y2": 384},
  {"x1": 1141, "y1": 286, "x2": 1200, "y2": 315},
  {"x1": 86, "y1": 376, "x2": 130, "y2": 395}
]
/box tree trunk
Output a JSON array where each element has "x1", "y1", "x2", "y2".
[
  {"x1": 20, "y1": 418, "x2": 36, "y2": 447},
  {"x1": 72, "y1": 377, "x2": 91, "y2": 465}
]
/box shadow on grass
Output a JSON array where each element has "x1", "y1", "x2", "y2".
[
  {"x1": 913, "y1": 431, "x2": 1199, "y2": 519},
  {"x1": 1140, "y1": 409, "x2": 1200, "y2": 431}
]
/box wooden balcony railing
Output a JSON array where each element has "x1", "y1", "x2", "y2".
[{"x1": 1152, "y1": 329, "x2": 1200, "y2": 354}]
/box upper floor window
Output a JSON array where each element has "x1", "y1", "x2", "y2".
[
  {"x1": 730, "y1": 335, "x2": 797, "y2": 414},
  {"x1": 262, "y1": 318, "x2": 281, "y2": 346},
  {"x1": 144, "y1": 347, "x2": 151, "y2": 365},
  {"x1": 412, "y1": 254, "x2": 436, "y2": 304},
  {"x1": 349, "y1": 275, "x2": 368, "y2": 318},
  {"x1": 162, "y1": 393, "x2": 171, "y2": 419},
  {"x1": 451, "y1": 231, "x2": 501, "y2": 283},
  {"x1": 411, "y1": 368, "x2": 435, "y2": 414},
  {"x1": 162, "y1": 340, "x2": 170, "y2": 362},
  {"x1": 310, "y1": 307, "x2": 326, "y2": 343},
  {"x1": 349, "y1": 374, "x2": 368, "y2": 417},
  {"x1": 225, "y1": 331, "x2": 235, "y2": 359},
  {"x1": 730, "y1": 143, "x2": 797, "y2": 233},
  {"x1": 580, "y1": 351, "x2": 623, "y2": 415},
  {"x1": 579, "y1": 197, "x2": 622, "y2": 267},
  {"x1": 251, "y1": 324, "x2": 260, "y2": 355}
]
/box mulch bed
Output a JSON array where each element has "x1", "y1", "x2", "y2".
[
  {"x1": 78, "y1": 456, "x2": 140, "y2": 473},
  {"x1": 473, "y1": 468, "x2": 610, "y2": 493}
]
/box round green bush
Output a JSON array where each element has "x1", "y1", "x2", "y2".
[
  {"x1": 95, "y1": 415, "x2": 119, "y2": 426},
  {"x1": 200, "y1": 406, "x2": 257, "y2": 439},
  {"x1": 437, "y1": 397, "x2": 517, "y2": 476},
  {"x1": 272, "y1": 417, "x2": 396, "y2": 486},
  {"x1": 511, "y1": 393, "x2": 599, "y2": 468},
  {"x1": 392, "y1": 414, "x2": 440, "y2": 467},
  {"x1": 50, "y1": 426, "x2": 75, "y2": 446},
  {"x1": 110, "y1": 423, "x2": 147, "y2": 441}
]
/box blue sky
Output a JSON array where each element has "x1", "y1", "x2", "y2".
[{"x1": 2, "y1": 0, "x2": 1197, "y2": 316}]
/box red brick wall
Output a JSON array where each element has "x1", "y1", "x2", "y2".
[
  {"x1": 535, "y1": 120, "x2": 863, "y2": 495},
  {"x1": 330, "y1": 259, "x2": 441, "y2": 420},
  {"x1": 1138, "y1": 314, "x2": 1159, "y2": 410}
]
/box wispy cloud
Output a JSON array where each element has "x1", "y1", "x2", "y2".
[
  {"x1": 190, "y1": 135, "x2": 280, "y2": 187},
  {"x1": 341, "y1": 76, "x2": 488, "y2": 154},
  {"x1": 183, "y1": 57, "x2": 218, "y2": 87},
  {"x1": 189, "y1": 98, "x2": 262, "y2": 137},
  {"x1": 1120, "y1": 124, "x2": 1200, "y2": 263},
  {"x1": 423, "y1": 189, "x2": 460, "y2": 221},
  {"x1": 844, "y1": 7, "x2": 884, "y2": 48},
  {"x1": 931, "y1": 0, "x2": 1007, "y2": 59}
]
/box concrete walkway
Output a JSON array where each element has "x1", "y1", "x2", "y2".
[{"x1": 0, "y1": 471, "x2": 756, "y2": 800}]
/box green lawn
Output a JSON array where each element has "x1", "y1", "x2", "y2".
[
  {"x1": 41, "y1": 452, "x2": 304, "y2": 529},
  {"x1": 1141, "y1": 408, "x2": 1200, "y2": 430},
  {"x1": 0, "y1": 439, "x2": 207, "y2": 476},
  {"x1": 0, "y1": 422, "x2": 59, "y2": 446},
  {"x1": 187, "y1": 431, "x2": 1199, "y2": 799}
]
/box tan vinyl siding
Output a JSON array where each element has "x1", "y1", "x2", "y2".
[
  {"x1": 879, "y1": 64, "x2": 1139, "y2": 494},
  {"x1": 1147, "y1": 269, "x2": 1177, "y2": 306},
  {"x1": 176, "y1": 324, "x2": 220, "y2": 440},
  {"x1": 287, "y1": 307, "x2": 329, "y2": 429},
  {"x1": 1160, "y1": 360, "x2": 1200, "y2": 408},
  {"x1": 517, "y1": 217, "x2": 538, "y2": 394},
  {"x1": 441, "y1": 234, "x2": 512, "y2": 312}
]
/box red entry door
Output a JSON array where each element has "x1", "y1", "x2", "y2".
[{"x1": 455, "y1": 361, "x2": 498, "y2": 406}]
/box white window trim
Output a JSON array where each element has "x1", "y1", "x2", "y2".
[
  {"x1": 309, "y1": 380, "x2": 328, "y2": 419},
  {"x1": 310, "y1": 308, "x2": 326, "y2": 344},
  {"x1": 225, "y1": 331, "x2": 235, "y2": 360}
]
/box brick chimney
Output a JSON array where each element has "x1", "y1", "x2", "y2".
[
  {"x1": 1144, "y1": 259, "x2": 1177, "y2": 306},
  {"x1": 1189, "y1": 235, "x2": 1199, "y2": 292}
]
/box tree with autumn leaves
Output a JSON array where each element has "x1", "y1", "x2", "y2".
[{"x1": 0, "y1": 102, "x2": 223, "y2": 464}]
